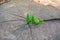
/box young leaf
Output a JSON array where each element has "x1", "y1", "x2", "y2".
[
  {"x1": 25, "y1": 13, "x2": 31, "y2": 24},
  {"x1": 34, "y1": 18, "x2": 39, "y2": 25},
  {"x1": 39, "y1": 18, "x2": 44, "y2": 23},
  {"x1": 31, "y1": 14, "x2": 35, "y2": 23}
]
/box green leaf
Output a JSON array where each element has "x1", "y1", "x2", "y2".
[
  {"x1": 39, "y1": 18, "x2": 44, "y2": 23},
  {"x1": 31, "y1": 14, "x2": 35, "y2": 23},
  {"x1": 34, "y1": 18, "x2": 39, "y2": 25},
  {"x1": 25, "y1": 13, "x2": 31, "y2": 24}
]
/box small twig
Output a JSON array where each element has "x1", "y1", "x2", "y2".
[{"x1": 44, "y1": 18, "x2": 60, "y2": 22}]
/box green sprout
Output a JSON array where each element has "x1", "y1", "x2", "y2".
[
  {"x1": 25, "y1": 13, "x2": 44, "y2": 24},
  {"x1": 34, "y1": 18, "x2": 40, "y2": 25},
  {"x1": 39, "y1": 18, "x2": 44, "y2": 23},
  {"x1": 25, "y1": 13, "x2": 31, "y2": 24},
  {"x1": 31, "y1": 14, "x2": 40, "y2": 25},
  {"x1": 31, "y1": 14, "x2": 35, "y2": 23}
]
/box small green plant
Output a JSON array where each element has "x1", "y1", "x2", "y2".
[
  {"x1": 25, "y1": 13, "x2": 31, "y2": 24},
  {"x1": 25, "y1": 13, "x2": 44, "y2": 24}
]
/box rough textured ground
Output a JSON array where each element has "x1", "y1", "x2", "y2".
[{"x1": 0, "y1": 0, "x2": 60, "y2": 40}]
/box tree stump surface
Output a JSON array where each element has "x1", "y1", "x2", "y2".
[{"x1": 0, "y1": 0, "x2": 60, "y2": 40}]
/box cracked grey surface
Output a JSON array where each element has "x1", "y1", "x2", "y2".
[{"x1": 0, "y1": 0, "x2": 60, "y2": 40}]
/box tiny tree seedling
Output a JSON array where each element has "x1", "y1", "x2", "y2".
[{"x1": 25, "y1": 13, "x2": 44, "y2": 25}]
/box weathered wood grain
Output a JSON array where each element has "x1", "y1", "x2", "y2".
[{"x1": 0, "y1": 0, "x2": 60, "y2": 40}]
